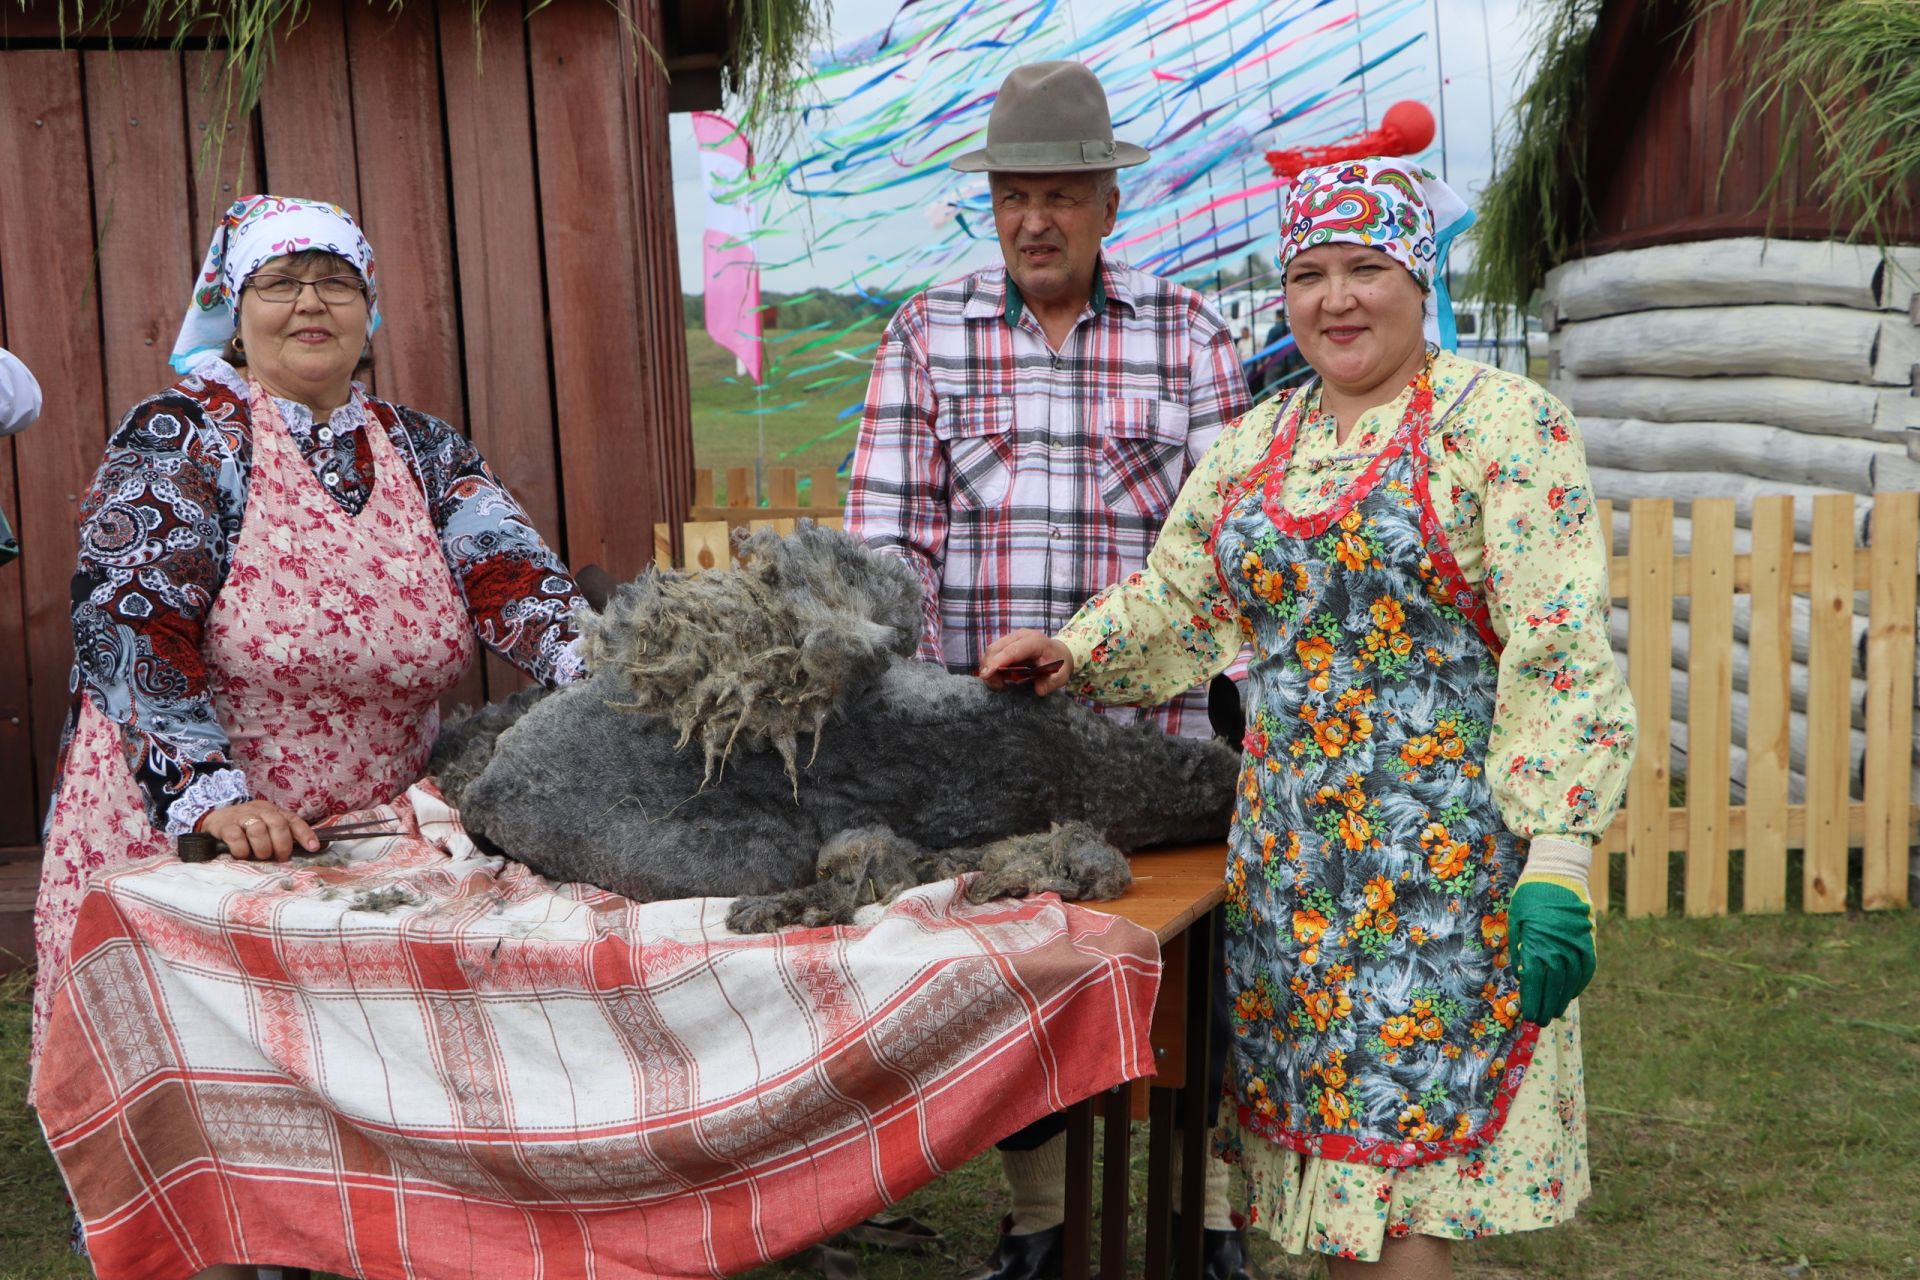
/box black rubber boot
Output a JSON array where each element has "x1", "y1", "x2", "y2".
[
  {"x1": 967, "y1": 1215, "x2": 1064, "y2": 1280},
  {"x1": 1172, "y1": 1212, "x2": 1259, "y2": 1280}
]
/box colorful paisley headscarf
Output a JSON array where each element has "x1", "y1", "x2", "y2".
[
  {"x1": 169, "y1": 194, "x2": 382, "y2": 374},
  {"x1": 1276, "y1": 157, "x2": 1474, "y2": 350}
]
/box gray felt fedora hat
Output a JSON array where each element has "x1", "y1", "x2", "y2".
[{"x1": 950, "y1": 61, "x2": 1151, "y2": 173}]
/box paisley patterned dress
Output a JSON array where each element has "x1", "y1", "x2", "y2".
[{"x1": 1057, "y1": 351, "x2": 1634, "y2": 1259}]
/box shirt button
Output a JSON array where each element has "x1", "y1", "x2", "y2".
[
  {"x1": 1050, "y1": 527, "x2": 1063, "y2": 540},
  {"x1": 317, "y1": 426, "x2": 334, "y2": 444},
  {"x1": 324, "y1": 469, "x2": 341, "y2": 487}
]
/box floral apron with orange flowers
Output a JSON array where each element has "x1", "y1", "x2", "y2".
[{"x1": 1208, "y1": 362, "x2": 1540, "y2": 1169}]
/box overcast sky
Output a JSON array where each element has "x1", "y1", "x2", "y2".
[{"x1": 671, "y1": 0, "x2": 1537, "y2": 295}]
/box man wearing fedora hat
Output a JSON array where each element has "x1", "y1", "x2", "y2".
[{"x1": 847, "y1": 60, "x2": 1255, "y2": 1280}]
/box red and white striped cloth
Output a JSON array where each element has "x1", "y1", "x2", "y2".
[{"x1": 36, "y1": 785, "x2": 1160, "y2": 1280}]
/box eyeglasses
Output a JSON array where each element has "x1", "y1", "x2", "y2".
[{"x1": 245, "y1": 273, "x2": 366, "y2": 305}]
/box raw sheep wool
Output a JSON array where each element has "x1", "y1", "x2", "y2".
[{"x1": 431, "y1": 523, "x2": 1238, "y2": 931}]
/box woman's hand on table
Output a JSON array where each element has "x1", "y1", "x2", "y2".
[
  {"x1": 979, "y1": 631, "x2": 1075, "y2": 695},
  {"x1": 197, "y1": 800, "x2": 321, "y2": 860}
]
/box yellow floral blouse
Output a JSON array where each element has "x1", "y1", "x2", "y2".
[{"x1": 1056, "y1": 350, "x2": 1636, "y2": 850}]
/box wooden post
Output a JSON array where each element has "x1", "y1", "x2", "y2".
[
  {"x1": 1101, "y1": 1083, "x2": 1133, "y2": 1277},
  {"x1": 693, "y1": 468, "x2": 716, "y2": 508},
  {"x1": 1063, "y1": 1098, "x2": 1094, "y2": 1279},
  {"x1": 725, "y1": 465, "x2": 755, "y2": 509},
  {"x1": 808, "y1": 466, "x2": 842, "y2": 511},
  {"x1": 681, "y1": 521, "x2": 732, "y2": 572},
  {"x1": 1743, "y1": 496, "x2": 1795, "y2": 912},
  {"x1": 1684, "y1": 499, "x2": 1735, "y2": 915},
  {"x1": 767, "y1": 467, "x2": 799, "y2": 508},
  {"x1": 1803, "y1": 494, "x2": 1854, "y2": 912},
  {"x1": 1595, "y1": 499, "x2": 1617, "y2": 908},
  {"x1": 1626, "y1": 499, "x2": 1675, "y2": 917},
  {"x1": 1862, "y1": 491, "x2": 1918, "y2": 909}
]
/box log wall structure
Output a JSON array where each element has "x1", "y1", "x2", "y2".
[
  {"x1": 1546, "y1": 240, "x2": 1920, "y2": 899},
  {"x1": 0, "y1": 0, "x2": 707, "y2": 901},
  {"x1": 1535, "y1": 0, "x2": 1920, "y2": 902}
]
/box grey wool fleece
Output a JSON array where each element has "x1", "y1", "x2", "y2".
[{"x1": 432, "y1": 523, "x2": 1237, "y2": 930}]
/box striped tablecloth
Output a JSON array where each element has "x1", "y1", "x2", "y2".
[{"x1": 37, "y1": 785, "x2": 1160, "y2": 1279}]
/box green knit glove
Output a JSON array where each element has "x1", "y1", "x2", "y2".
[{"x1": 1508, "y1": 877, "x2": 1596, "y2": 1028}]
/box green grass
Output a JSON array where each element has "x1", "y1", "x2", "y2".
[
  {"x1": 689, "y1": 325, "x2": 885, "y2": 481},
  {"x1": 8, "y1": 912, "x2": 1918, "y2": 1278},
  {"x1": 1, "y1": 969, "x2": 90, "y2": 1280}
]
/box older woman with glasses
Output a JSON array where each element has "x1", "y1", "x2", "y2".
[
  {"x1": 983, "y1": 158, "x2": 1636, "y2": 1278},
  {"x1": 30, "y1": 195, "x2": 586, "y2": 1108}
]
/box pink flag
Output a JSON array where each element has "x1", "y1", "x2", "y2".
[{"x1": 691, "y1": 112, "x2": 763, "y2": 384}]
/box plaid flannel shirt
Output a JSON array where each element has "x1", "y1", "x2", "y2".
[{"x1": 847, "y1": 256, "x2": 1252, "y2": 738}]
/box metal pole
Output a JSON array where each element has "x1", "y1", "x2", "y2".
[{"x1": 1431, "y1": 0, "x2": 1455, "y2": 303}]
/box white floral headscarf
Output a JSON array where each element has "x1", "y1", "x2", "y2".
[{"x1": 169, "y1": 194, "x2": 381, "y2": 374}]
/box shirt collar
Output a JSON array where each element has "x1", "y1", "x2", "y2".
[
  {"x1": 967, "y1": 256, "x2": 1131, "y2": 327},
  {"x1": 270, "y1": 389, "x2": 369, "y2": 440},
  {"x1": 1300, "y1": 346, "x2": 1456, "y2": 442}
]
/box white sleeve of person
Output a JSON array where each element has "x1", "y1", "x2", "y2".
[
  {"x1": 0, "y1": 348, "x2": 42, "y2": 436},
  {"x1": 1518, "y1": 834, "x2": 1594, "y2": 906}
]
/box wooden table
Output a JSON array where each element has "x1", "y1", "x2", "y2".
[{"x1": 1063, "y1": 842, "x2": 1229, "y2": 1280}]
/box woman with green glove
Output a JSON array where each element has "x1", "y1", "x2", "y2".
[{"x1": 981, "y1": 157, "x2": 1634, "y2": 1277}]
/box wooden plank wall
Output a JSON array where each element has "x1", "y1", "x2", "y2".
[
  {"x1": 1585, "y1": 2, "x2": 1920, "y2": 252},
  {"x1": 0, "y1": 0, "x2": 694, "y2": 855}
]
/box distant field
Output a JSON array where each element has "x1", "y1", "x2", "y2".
[{"x1": 688, "y1": 324, "x2": 884, "y2": 481}]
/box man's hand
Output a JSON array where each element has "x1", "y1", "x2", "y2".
[
  {"x1": 979, "y1": 630, "x2": 1075, "y2": 695},
  {"x1": 196, "y1": 800, "x2": 321, "y2": 861}
]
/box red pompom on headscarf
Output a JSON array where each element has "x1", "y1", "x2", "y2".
[{"x1": 1264, "y1": 101, "x2": 1437, "y2": 179}]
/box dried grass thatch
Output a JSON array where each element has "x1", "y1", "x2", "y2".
[
  {"x1": 1705, "y1": 0, "x2": 1920, "y2": 242},
  {"x1": 1469, "y1": 0, "x2": 1920, "y2": 314},
  {"x1": 1464, "y1": 0, "x2": 1606, "y2": 323}
]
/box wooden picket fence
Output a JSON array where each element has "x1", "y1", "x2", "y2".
[
  {"x1": 655, "y1": 476, "x2": 1918, "y2": 918},
  {"x1": 1599, "y1": 493, "x2": 1916, "y2": 917},
  {"x1": 653, "y1": 467, "x2": 846, "y2": 570},
  {"x1": 694, "y1": 465, "x2": 847, "y2": 522}
]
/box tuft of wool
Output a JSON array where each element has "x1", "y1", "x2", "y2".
[
  {"x1": 578, "y1": 520, "x2": 922, "y2": 787},
  {"x1": 965, "y1": 820, "x2": 1134, "y2": 904}
]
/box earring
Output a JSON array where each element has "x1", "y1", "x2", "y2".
[{"x1": 232, "y1": 336, "x2": 245, "y2": 351}]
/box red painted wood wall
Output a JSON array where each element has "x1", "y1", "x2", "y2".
[
  {"x1": 0, "y1": 0, "x2": 696, "y2": 860},
  {"x1": 1581, "y1": 0, "x2": 1920, "y2": 253}
]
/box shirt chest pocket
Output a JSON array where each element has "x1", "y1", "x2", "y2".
[
  {"x1": 934, "y1": 396, "x2": 1016, "y2": 512},
  {"x1": 1099, "y1": 399, "x2": 1190, "y2": 520}
]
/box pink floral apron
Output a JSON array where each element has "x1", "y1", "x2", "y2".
[{"x1": 31, "y1": 381, "x2": 475, "y2": 1074}]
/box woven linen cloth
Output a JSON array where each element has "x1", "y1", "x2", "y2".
[{"x1": 36, "y1": 784, "x2": 1161, "y2": 1280}]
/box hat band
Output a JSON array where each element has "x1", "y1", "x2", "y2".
[{"x1": 982, "y1": 139, "x2": 1119, "y2": 167}]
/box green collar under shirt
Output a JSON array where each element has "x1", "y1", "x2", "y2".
[{"x1": 1003, "y1": 264, "x2": 1109, "y2": 327}]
